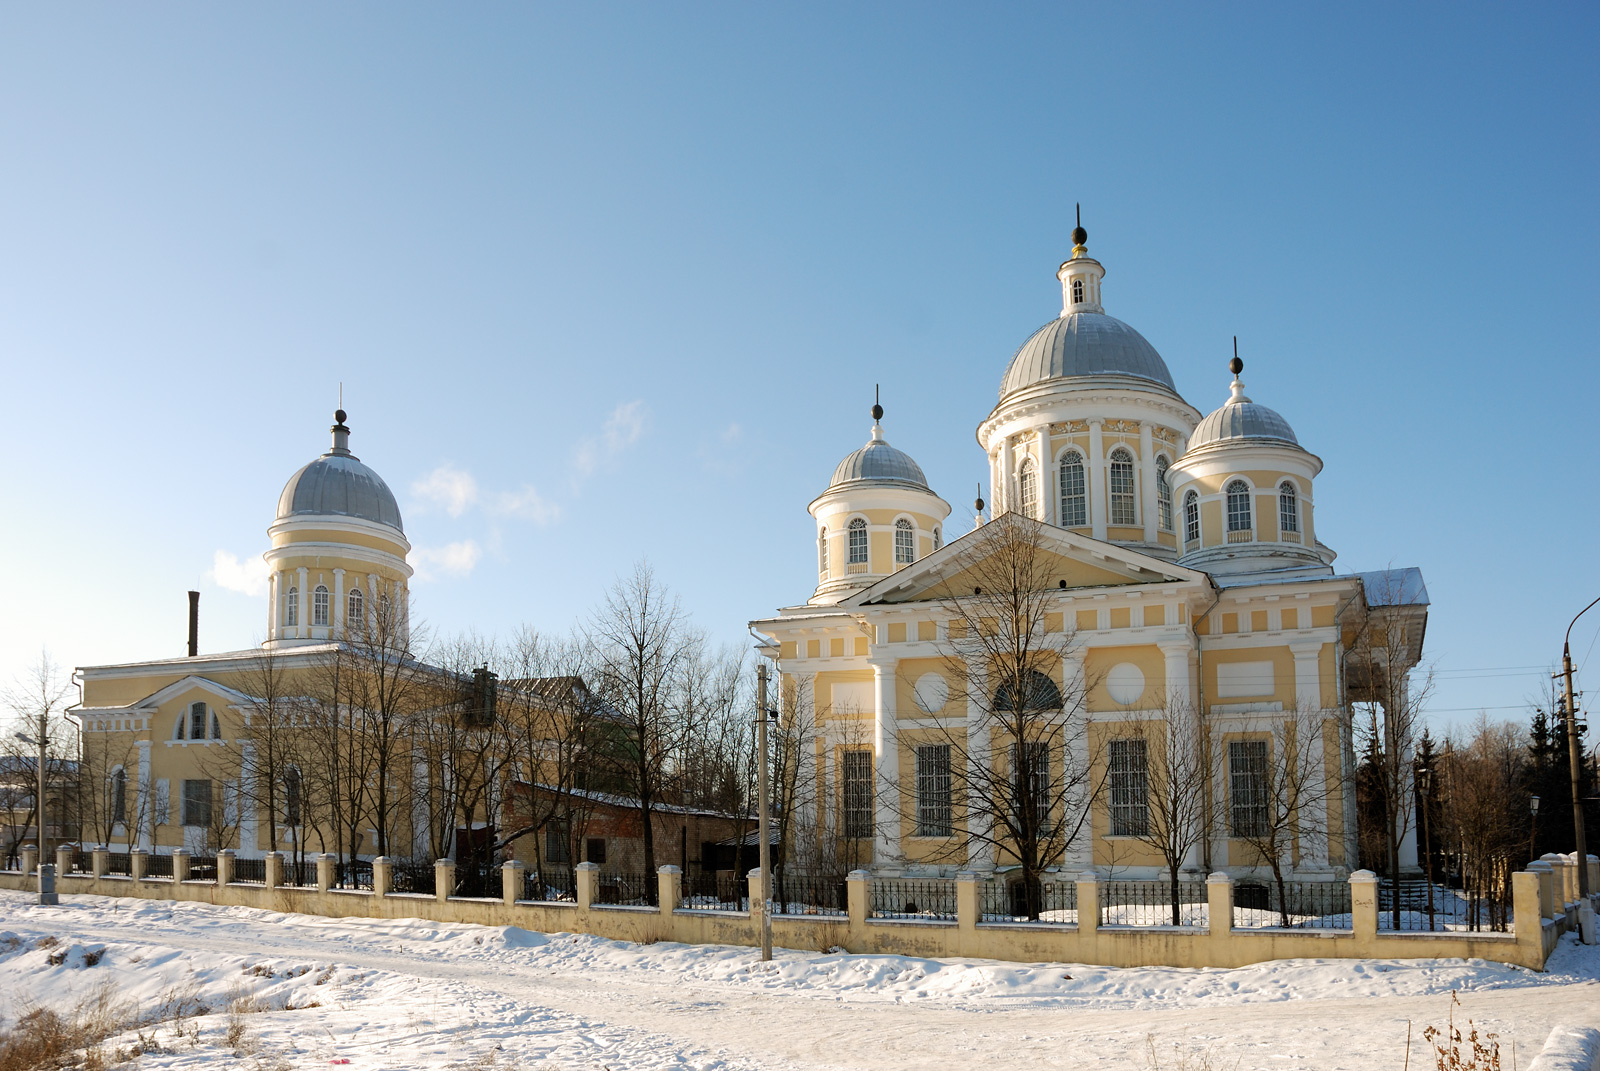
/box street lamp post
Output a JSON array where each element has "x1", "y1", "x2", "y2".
[
  {"x1": 1560, "y1": 595, "x2": 1598, "y2": 900},
  {"x1": 1529, "y1": 795, "x2": 1540, "y2": 861},
  {"x1": 756, "y1": 663, "x2": 773, "y2": 963},
  {"x1": 1418, "y1": 764, "x2": 1435, "y2": 932}
]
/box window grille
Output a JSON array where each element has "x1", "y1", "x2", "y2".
[
  {"x1": 1226, "y1": 480, "x2": 1252, "y2": 533},
  {"x1": 1010, "y1": 741, "x2": 1052, "y2": 834},
  {"x1": 1109, "y1": 739, "x2": 1149, "y2": 836},
  {"x1": 347, "y1": 587, "x2": 364, "y2": 630},
  {"x1": 1156, "y1": 457, "x2": 1173, "y2": 532},
  {"x1": 1109, "y1": 448, "x2": 1137, "y2": 526},
  {"x1": 181, "y1": 778, "x2": 212, "y2": 828},
  {"x1": 1072, "y1": 278, "x2": 1084, "y2": 303},
  {"x1": 1278, "y1": 481, "x2": 1299, "y2": 534},
  {"x1": 894, "y1": 518, "x2": 915, "y2": 564},
  {"x1": 1184, "y1": 491, "x2": 1200, "y2": 544},
  {"x1": 284, "y1": 587, "x2": 299, "y2": 627},
  {"x1": 842, "y1": 749, "x2": 873, "y2": 839},
  {"x1": 847, "y1": 518, "x2": 868, "y2": 565},
  {"x1": 1229, "y1": 740, "x2": 1270, "y2": 837},
  {"x1": 915, "y1": 744, "x2": 952, "y2": 836},
  {"x1": 1018, "y1": 458, "x2": 1038, "y2": 519},
  {"x1": 1058, "y1": 451, "x2": 1087, "y2": 527},
  {"x1": 818, "y1": 528, "x2": 829, "y2": 577},
  {"x1": 313, "y1": 585, "x2": 330, "y2": 626},
  {"x1": 189, "y1": 703, "x2": 208, "y2": 742},
  {"x1": 111, "y1": 768, "x2": 127, "y2": 825}
]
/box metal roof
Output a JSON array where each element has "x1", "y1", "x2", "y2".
[
  {"x1": 277, "y1": 452, "x2": 404, "y2": 533},
  {"x1": 827, "y1": 427, "x2": 930, "y2": 491},
  {"x1": 1189, "y1": 395, "x2": 1299, "y2": 449},
  {"x1": 999, "y1": 313, "x2": 1177, "y2": 398},
  {"x1": 1356, "y1": 567, "x2": 1430, "y2": 607}
]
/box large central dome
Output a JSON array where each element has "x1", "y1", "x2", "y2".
[
  {"x1": 275, "y1": 412, "x2": 404, "y2": 534},
  {"x1": 999, "y1": 312, "x2": 1177, "y2": 398}
]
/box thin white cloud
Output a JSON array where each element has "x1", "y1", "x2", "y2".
[
  {"x1": 412, "y1": 464, "x2": 480, "y2": 517},
  {"x1": 210, "y1": 550, "x2": 268, "y2": 597},
  {"x1": 411, "y1": 540, "x2": 482, "y2": 582},
  {"x1": 576, "y1": 400, "x2": 648, "y2": 478},
  {"x1": 494, "y1": 485, "x2": 562, "y2": 525}
]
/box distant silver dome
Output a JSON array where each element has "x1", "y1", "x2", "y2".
[
  {"x1": 277, "y1": 452, "x2": 404, "y2": 533},
  {"x1": 1189, "y1": 392, "x2": 1299, "y2": 450},
  {"x1": 1000, "y1": 313, "x2": 1177, "y2": 398},
  {"x1": 827, "y1": 426, "x2": 930, "y2": 491}
]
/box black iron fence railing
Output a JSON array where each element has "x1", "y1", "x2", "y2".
[
  {"x1": 232, "y1": 857, "x2": 267, "y2": 884},
  {"x1": 454, "y1": 862, "x2": 499, "y2": 899},
  {"x1": 334, "y1": 860, "x2": 372, "y2": 891},
  {"x1": 144, "y1": 853, "x2": 174, "y2": 878},
  {"x1": 595, "y1": 870, "x2": 656, "y2": 906},
  {"x1": 70, "y1": 851, "x2": 93, "y2": 875},
  {"x1": 771, "y1": 872, "x2": 847, "y2": 918},
  {"x1": 680, "y1": 868, "x2": 749, "y2": 913},
  {"x1": 521, "y1": 869, "x2": 577, "y2": 903},
  {"x1": 1377, "y1": 879, "x2": 1507, "y2": 932},
  {"x1": 280, "y1": 858, "x2": 319, "y2": 887},
  {"x1": 869, "y1": 879, "x2": 957, "y2": 921},
  {"x1": 390, "y1": 861, "x2": 437, "y2": 896},
  {"x1": 980, "y1": 878, "x2": 1078, "y2": 923},
  {"x1": 186, "y1": 855, "x2": 219, "y2": 883},
  {"x1": 104, "y1": 852, "x2": 133, "y2": 877},
  {"x1": 1232, "y1": 881, "x2": 1352, "y2": 929},
  {"x1": 1098, "y1": 880, "x2": 1208, "y2": 927}
]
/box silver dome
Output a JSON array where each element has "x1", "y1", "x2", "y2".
[
  {"x1": 827, "y1": 426, "x2": 930, "y2": 491},
  {"x1": 999, "y1": 313, "x2": 1177, "y2": 398},
  {"x1": 277, "y1": 421, "x2": 404, "y2": 534},
  {"x1": 1189, "y1": 391, "x2": 1299, "y2": 450}
]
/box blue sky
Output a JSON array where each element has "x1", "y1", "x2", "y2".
[{"x1": 2, "y1": 4, "x2": 1596, "y2": 733}]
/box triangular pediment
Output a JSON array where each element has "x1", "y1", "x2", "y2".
[
  {"x1": 842, "y1": 522, "x2": 1209, "y2": 607},
  {"x1": 130, "y1": 675, "x2": 257, "y2": 711}
]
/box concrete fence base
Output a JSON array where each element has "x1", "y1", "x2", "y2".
[{"x1": 0, "y1": 863, "x2": 1588, "y2": 972}]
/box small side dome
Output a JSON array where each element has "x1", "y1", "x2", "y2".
[
  {"x1": 828, "y1": 425, "x2": 930, "y2": 491},
  {"x1": 1189, "y1": 374, "x2": 1299, "y2": 450},
  {"x1": 276, "y1": 412, "x2": 405, "y2": 533}
]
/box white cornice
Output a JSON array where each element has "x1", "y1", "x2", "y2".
[{"x1": 268, "y1": 515, "x2": 411, "y2": 555}]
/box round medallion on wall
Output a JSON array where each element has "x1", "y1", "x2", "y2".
[
  {"x1": 913, "y1": 673, "x2": 949, "y2": 714},
  {"x1": 1106, "y1": 663, "x2": 1146, "y2": 706}
]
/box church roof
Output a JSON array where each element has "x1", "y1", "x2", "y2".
[
  {"x1": 999, "y1": 313, "x2": 1178, "y2": 398},
  {"x1": 826, "y1": 421, "x2": 931, "y2": 492},
  {"x1": 1188, "y1": 376, "x2": 1299, "y2": 450},
  {"x1": 276, "y1": 413, "x2": 404, "y2": 533}
]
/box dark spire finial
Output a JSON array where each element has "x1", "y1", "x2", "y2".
[
  {"x1": 975, "y1": 482, "x2": 985, "y2": 512},
  {"x1": 871, "y1": 383, "x2": 883, "y2": 423},
  {"x1": 1071, "y1": 202, "x2": 1087, "y2": 247},
  {"x1": 1229, "y1": 336, "x2": 1243, "y2": 377}
]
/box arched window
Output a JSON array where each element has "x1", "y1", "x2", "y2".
[
  {"x1": 847, "y1": 518, "x2": 868, "y2": 565},
  {"x1": 1018, "y1": 458, "x2": 1038, "y2": 519},
  {"x1": 312, "y1": 585, "x2": 330, "y2": 627},
  {"x1": 932, "y1": 527, "x2": 942, "y2": 552},
  {"x1": 817, "y1": 528, "x2": 829, "y2": 578},
  {"x1": 1058, "y1": 451, "x2": 1087, "y2": 527},
  {"x1": 1156, "y1": 456, "x2": 1173, "y2": 532},
  {"x1": 1278, "y1": 481, "x2": 1299, "y2": 534},
  {"x1": 994, "y1": 670, "x2": 1064, "y2": 713},
  {"x1": 283, "y1": 587, "x2": 299, "y2": 627},
  {"x1": 347, "y1": 587, "x2": 365, "y2": 630},
  {"x1": 189, "y1": 702, "x2": 208, "y2": 742},
  {"x1": 894, "y1": 518, "x2": 915, "y2": 564},
  {"x1": 1109, "y1": 448, "x2": 1137, "y2": 526},
  {"x1": 111, "y1": 767, "x2": 127, "y2": 826},
  {"x1": 283, "y1": 767, "x2": 302, "y2": 827},
  {"x1": 1184, "y1": 491, "x2": 1200, "y2": 545},
  {"x1": 1226, "y1": 479, "x2": 1253, "y2": 533},
  {"x1": 1072, "y1": 278, "x2": 1084, "y2": 303}
]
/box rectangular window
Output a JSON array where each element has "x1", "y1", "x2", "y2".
[
  {"x1": 1279, "y1": 488, "x2": 1299, "y2": 533},
  {"x1": 585, "y1": 838, "x2": 607, "y2": 865},
  {"x1": 1109, "y1": 458, "x2": 1137, "y2": 526},
  {"x1": 189, "y1": 703, "x2": 207, "y2": 742},
  {"x1": 1059, "y1": 459, "x2": 1087, "y2": 527},
  {"x1": 1108, "y1": 739, "x2": 1149, "y2": 836},
  {"x1": 545, "y1": 820, "x2": 571, "y2": 864},
  {"x1": 1010, "y1": 741, "x2": 1052, "y2": 834},
  {"x1": 842, "y1": 749, "x2": 873, "y2": 839},
  {"x1": 181, "y1": 779, "x2": 212, "y2": 828},
  {"x1": 914, "y1": 744, "x2": 952, "y2": 837},
  {"x1": 1229, "y1": 740, "x2": 1270, "y2": 837}
]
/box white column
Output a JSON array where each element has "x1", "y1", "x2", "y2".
[
  {"x1": 870, "y1": 657, "x2": 900, "y2": 870},
  {"x1": 412, "y1": 745, "x2": 431, "y2": 859},
  {"x1": 1061, "y1": 652, "x2": 1091, "y2": 870},
  {"x1": 966, "y1": 658, "x2": 994, "y2": 871},
  {"x1": 999, "y1": 437, "x2": 1015, "y2": 516},
  {"x1": 1140, "y1": 423, "x2": 1158, "y2": 543},
  {"x1": 1037, "y1": 425, "x2": 1054, "y2": 524},
  {"x1": 136, "y1": 741, "x2": 152, "y2": 850},
  {"x1": 296, "y1": 567, "x2": 309, "y2": 640},
  {"x1": 267, "y1": 571, "x2": 278, "y2": 639},
  {"x1": 333, "y1": 568, "x2": 346, "y2": 639},
  {"x1": 1301, "y1": 718, "x2": 1330, "y2": 870},
  {"x1": 1088, "y1": 420, "x2": 1106, "y2": 541},
  {"x1": 1159, "y1": 642, "x2": 1203, "y2": 873},
  {"x1": 238, "y1": 740, "x2": 258, "y2": 855}
]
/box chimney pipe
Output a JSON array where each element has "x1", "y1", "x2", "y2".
[{"x1": 187, "y1": 591, "x2": 200, "y2": 657}]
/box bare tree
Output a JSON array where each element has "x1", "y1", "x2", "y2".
[
  {"x1": 587, "y1": 563, "x2": 700, "y2": 895},
  {"x1": 1228, "y1": 705, "x2": 1340, "y2": 926},
  {"x1": 1115, "y1": 699, "x2": 1213, "y2": 924},
  {"x1": 1437, "y1": 717, "x2": 1527, "y2": 932},
  {"x1": 3, "y1": 651, "x2": 77, "y2": 862},
  {"x1": 229, "y1": 646, "x2": 302, "y2": 856},
  {"x1": 927, "y1": 512, "x2": 1098, "y2": 920}
]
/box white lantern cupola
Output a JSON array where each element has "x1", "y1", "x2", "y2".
[{"x1": 1057, "y1": 208, "x2": 1105, "y2": 316}]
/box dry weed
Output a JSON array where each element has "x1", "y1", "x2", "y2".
[
  {"x1": 1144, "y1": 1033, "x2": 1241, "y2": 1071},
  {"x1": 1422, "y1": 991, "x2": 1502, "y2": 1071}
]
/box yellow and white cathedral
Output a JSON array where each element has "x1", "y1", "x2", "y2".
[{"x1": 750, "y1": 223, "x2": 1429, "y2": 883}]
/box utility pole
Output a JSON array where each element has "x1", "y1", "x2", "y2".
[
  {"x1": 1561, "y1": 595, "x2": 1598, "y2": 901},
  {"x1": 756, "y1": 663, "x2": 772, "y2": 962}
]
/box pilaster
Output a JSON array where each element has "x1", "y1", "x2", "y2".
[
  {"x1": 870, "y1": 656, "x2": 901, "y2": 868},
  {"x1": 1088, "y1": 420, "x2": 1106, "y2": 540}
]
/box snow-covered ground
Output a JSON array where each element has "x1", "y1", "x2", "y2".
[{"x1": 0, "y1": 890, "x2": 1595, "y2": 1070}]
